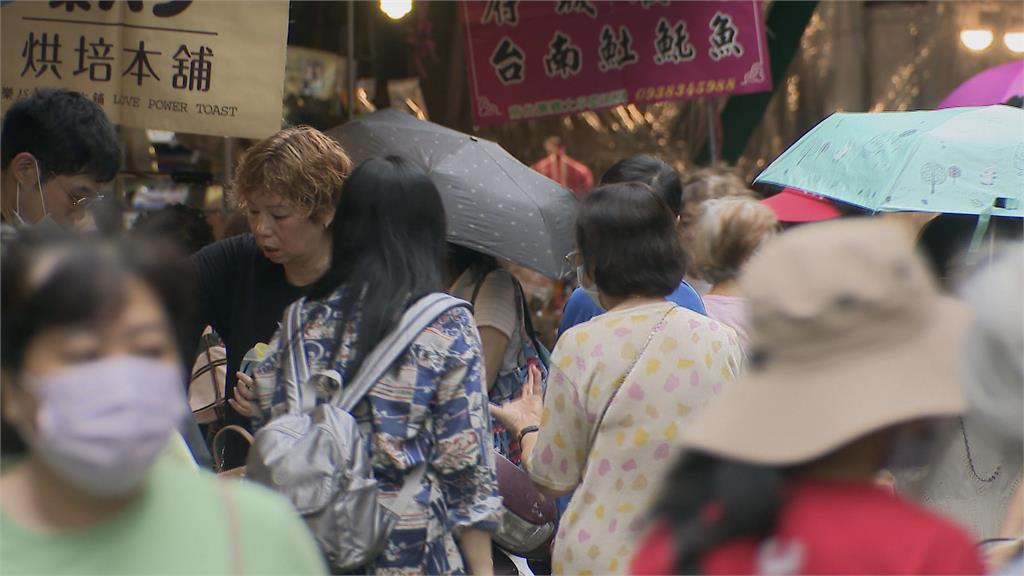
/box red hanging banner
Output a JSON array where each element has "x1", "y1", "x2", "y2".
[{"x1": 461, "y1": 0, "x2": 772, "y2": 127}]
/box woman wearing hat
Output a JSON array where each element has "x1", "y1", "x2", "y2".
[{"x1": 630, "y1": 219, "x2": 985, "y2": 575}]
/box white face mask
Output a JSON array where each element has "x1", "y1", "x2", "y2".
[
  {"x1": 13, "y1": 159, "x2": 61, "y2": 232},
  {"x1": 20, "y1": 356, "x2": 188, "y2": 497}
]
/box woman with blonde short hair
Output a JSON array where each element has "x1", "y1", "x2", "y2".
[
  {"x1": 691, "y1": 196, "x2": 778, "y2": 352},
  {"x1": 188, "y1": 126, "x2": 352, "y2": 468}
]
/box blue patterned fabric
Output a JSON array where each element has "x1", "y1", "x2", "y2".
[{"x1": 251, "y1": 288, "x2": 502, "y2": 575}]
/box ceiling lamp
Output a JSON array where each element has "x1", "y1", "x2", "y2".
[
  {"x1": 1004, "y1": 32, "x2": 1024, "y2": 54},
  {"x1": 960, "y1": 29, "x2": 994, "y2": 51},
  {"x1": 380, "y1": 0, "x2": 412, "y2": 20}
]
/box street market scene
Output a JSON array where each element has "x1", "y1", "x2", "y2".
[{"x1": 0, "y1": 0, "x2": 1023, "y2": 574}]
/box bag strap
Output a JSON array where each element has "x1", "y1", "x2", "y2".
[
  {"x1": 469, "y1": 271, "x2": 535, "y2": 341},
  {"x1": 586, "y1": 306, "x2": 676, "y2": 450},
  {"x1": 217, "y1": 480, "x2": 245, "y2": 576},
  {"x1": 336, "y1": 293, "x2": 464, "y2": 519},
  {"x1": 511, "y1": 277, "x2": 548, "y2": 360},
  {"x1": 279, "y1": 298, "x2": 313, "y2": 414},
  {"x1": 471, "y1": 273, "x2": 487, "y2": 305},
  {"x1": 212, "y1": 424, "x2": 254, "y2": 473},
  {"x1": 382, "y1": 461, "x2": 428, "y2": 516},
  {"x1": 201, "y1": 336, "x2": 225, "y2": 408},
  {"x1": 472, "y1": 270, "x2": 547, "y2": 366},
  {"x1": 332, "y1": 293, "x2": 470, "y2": 411}
]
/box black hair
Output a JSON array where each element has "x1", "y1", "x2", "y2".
[
  {"x1": 308, "y1": 156, "x2": 447, "y2": 378},
  {"x1": 1, "y1": 231, "x2": 195, "y2": 454},
  {"x1": 1003, "y1": 95, "x2": 1023, "y2": 109},
  {"x1": 132, "y1": 203, "x2": 215, "y2": 256},
  {"x1": 601, "y1": 154, "x2": 683, "y2": 216},
  {"x1": 1, "y1": 88, "x2": 120, "y2": 182},
  {"x1": 919, "y1": 214, "x2": 1023, "y2": 287},
  {"x1": 447, "y1": 242, "x2": 498, "y2": 285},
  {"x1": 576, "y1": 182, "x2": 687, "y2": 299},
  {"x1": 656, "y1": 452, "x2": 785, "y2": 573}
]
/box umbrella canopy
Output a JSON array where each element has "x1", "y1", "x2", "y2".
[
  {"x1": 328, "y1": 109, "x2": 578, "y2": 278},
  {"x1": 760, "y1": 187, "x2": 841, "y2": 223},
  {"x1": 938, "y1": 60, "x2": 1024, "y2": 109},
  {"x1": 754, "y1": 105, "x2": 1024, "y2": 218}
]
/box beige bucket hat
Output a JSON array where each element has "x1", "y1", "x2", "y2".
[{"x1": 683, "y1": 218, "x2": 970, "y2": 465}]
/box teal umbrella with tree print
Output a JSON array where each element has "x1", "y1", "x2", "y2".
[{"x1": 754, "y1": 105, "x2": 1024, "y2": 218}]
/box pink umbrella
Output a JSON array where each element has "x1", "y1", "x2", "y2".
[{"x1": 938, "y1": 60, "x2": 1024, "y2": 108}]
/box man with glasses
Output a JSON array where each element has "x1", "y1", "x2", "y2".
[
  {"x1": 1, "y1": 88, "x2": 120, "y2": 235},
  {"x1": 0, "y1": 89, "x2": 215, "y2": 470}
]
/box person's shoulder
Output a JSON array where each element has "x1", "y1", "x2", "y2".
[
  {"x1": 795, "y1": 479, "x2": 978, "y2": 543},
  {"x1": 667, "y1": 305, "x2": 726, "y2": 336},
  {"x1": 412, "y1": 299, "x2": 478, "y2": 351},
  {"x1": 554, "y1": 302, "x2": 623, "y2": 357},
  {"x1": 563, "y1": 286, "x2": 602, "y2": 317},
  {"x1": 485, "y1": 267, "x2": 516, "y2": 285},
  {"x1": 479, "y1": 268, "x2": 517, "y2": 298},
  {"x1": 404, "y1": 301, "x2": 483, "y2": 371},
  {"x1": 193, "y1": 233, "x2": 259, "y2": 263},
  {"x1": 433, "y1": 301, "x2": 476, "y2": 329},
  {"x1": 855, "y1": 485, "x2": 984, "y2": 571},
  {"x1": 669, "y1": 280, "x2": 706, "y2": 314},
  {"x1": 881, "y1": 490, "x2": 980, "y2": 543}
]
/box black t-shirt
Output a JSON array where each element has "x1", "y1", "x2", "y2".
[{"x1": 189, "y1": 234, "x2": 309, "y2": 465}]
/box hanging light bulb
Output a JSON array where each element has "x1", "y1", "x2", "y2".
[
  {"x1": 960, "y1": 29, "x2": 994, "y2": 51},
  {"x1": 380, "y1": 0, "x2": 412, "y2": 20},
  {"x1": 1004, "y1": 32, "x2": 1024, "y2": 54}
]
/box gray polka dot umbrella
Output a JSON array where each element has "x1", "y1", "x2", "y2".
[{"x1": 328, "y1": 109, "x2": 578, "y2": 279}]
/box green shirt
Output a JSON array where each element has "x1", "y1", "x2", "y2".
[{"x1": 0, "y1": 456, "x2": 326, "y2": 575}]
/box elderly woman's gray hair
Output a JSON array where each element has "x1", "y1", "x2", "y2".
[{"x1": 691, "y1": 197, "x2": 778, "y2": 285}]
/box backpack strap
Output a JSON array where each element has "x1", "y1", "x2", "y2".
[
  {"x1": 332, "y1": 293, "x2": 470, "y2": 411},
  {"x1": 470, "y1": 273, "x2": 487, "y2": 305},
  {"x1": 382, "y1": 460, "x2": 428, "y2": 516},
  {"x1": 279, "y1": 297, "x2": 316, "y2": 414},
  {"x1": 335, "y1": 293, "x2": 464, "y2": 521}
]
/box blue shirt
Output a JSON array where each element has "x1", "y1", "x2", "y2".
[{"x1": 556, "y1": 280, "x2": 707, "y2": 340}]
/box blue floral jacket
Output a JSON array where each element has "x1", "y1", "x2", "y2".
[{"x1": 251, "y1": 289, "x2": 502, "y2": 575}]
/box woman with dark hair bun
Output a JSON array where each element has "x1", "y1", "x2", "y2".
[
  {"x1": 491, "y1": 182, "x2": 742, "y2": 575},
  {"x1": 249, "y1": 156, "x2": 501, "y2": 574}
]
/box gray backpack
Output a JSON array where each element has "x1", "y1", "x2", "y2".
[{"x1": 246, "y1": 293, "x2": 469, "y2": 572}]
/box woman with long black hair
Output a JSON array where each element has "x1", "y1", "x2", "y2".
[
  {"x1": 630, "y1": 220, "x2": 984, "y2": 575},
  {"x1": 248, "y1": 156, "x2": 500, "y2": 575}
]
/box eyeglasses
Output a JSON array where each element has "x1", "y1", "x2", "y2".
[
  {"x1": 69, "y1": 193, "x2": 105, "y2": 209},
  {"x1": 564, "y1": 250, "x2": 584, "y2": 269},
  {"x1": 53, "y1": 178, "x2": 104, "y2": 211}
]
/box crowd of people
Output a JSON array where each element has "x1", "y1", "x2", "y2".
[{"x1": 0, "y1": 87, "x2": 1021, "y2": 576}]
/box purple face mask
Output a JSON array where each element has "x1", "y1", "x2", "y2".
[{"x1": 24, "y1": 356, "x2": 188, "y2": 497}]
